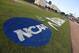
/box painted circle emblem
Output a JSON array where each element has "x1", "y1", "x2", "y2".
[{"x1": 3, "y1": 17, "x2": 52, "y2": 47}]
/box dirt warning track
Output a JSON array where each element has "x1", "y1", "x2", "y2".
[{"x1": 70, "y1": 20, "x2": 79, "y2": 53}]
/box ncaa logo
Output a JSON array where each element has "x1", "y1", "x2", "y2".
[{"x1": 3, "y1": 17, "x2": 52, "y2": 47}]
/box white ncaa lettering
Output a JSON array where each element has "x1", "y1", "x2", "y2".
[{"x1": 14, "y1": 24, "x2": 48, "y2": 41}]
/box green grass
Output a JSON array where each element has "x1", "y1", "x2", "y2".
[{"x1": 0, "y1": 0, "x2": 72, "y2": 53}]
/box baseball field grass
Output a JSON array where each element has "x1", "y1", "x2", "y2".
[{"x1": 0, "y1": 0, "x2": 72, "y2": 53}]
